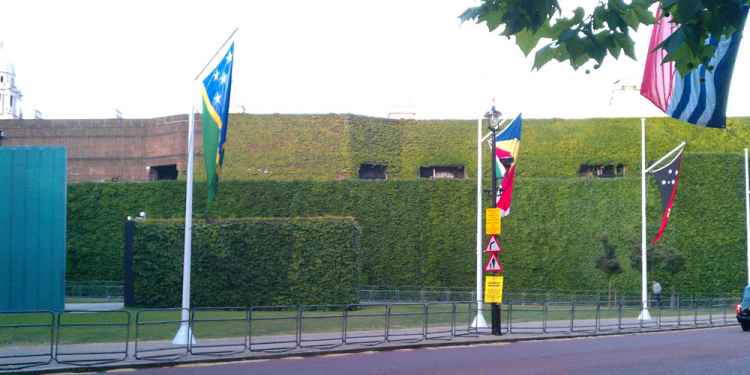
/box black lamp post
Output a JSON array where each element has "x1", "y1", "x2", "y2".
[{"x1": 484, "y1": 106, "x2": 503, "y2": 335}]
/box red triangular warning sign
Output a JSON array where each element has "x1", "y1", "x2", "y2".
[
  {"x1": 484, "y1": 236, "x2": 503, "y2": 253},
  {"x1": 484, "y1": 253, "x2": 503, "y2": 273}
]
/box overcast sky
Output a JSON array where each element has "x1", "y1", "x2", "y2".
[{"x1": 2, "y1": 0, "x2": 750, "y2": 120}]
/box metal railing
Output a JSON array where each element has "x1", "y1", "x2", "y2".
[
  {"x1": 65, "y1": 281, "x2": 123, "y2": 301},
  {"x1": 0, "y1": 295, "x2": 741, "y2": 372}
]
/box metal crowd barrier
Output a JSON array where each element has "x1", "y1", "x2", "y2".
[
  {"x1": 344, "y1": 304, "x2": 387, "y2": 346},
  {"x1": 249, "y1": 305, "x2": 298, "y2": 353},
  {"x1": 190, "y1": 307, "x2": 248, "y2": 356},
  {"x1": 55, "y1": 310, "x2": 130, "y2": 366},
  {"x1": 0, "y1": 311, "x2": 54, "y2": 371},
  {"x1": 134, "y1": 308, "x2": 189, "y2": 361},
  {"x1": 299, "y1": 305, "x2": 345, "y2": 350},
  {"x1": 0, "y1": 296, "x2": 743, "y2": 372},
  {"x1": 386, "y1": 303, "x2": 426, "y2": 343}
]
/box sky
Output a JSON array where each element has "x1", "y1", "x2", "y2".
[{"x1": 2, "y1": 0, "x2": 750, "y2": 120}]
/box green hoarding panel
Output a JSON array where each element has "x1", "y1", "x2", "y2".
[{"x1": 0, "y1": 147, "x2": 66, "y2": 312}]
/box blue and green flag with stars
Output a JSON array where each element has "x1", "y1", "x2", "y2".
[{"x1": 201, "y1": 43, "x2": 234, "y2": 203}]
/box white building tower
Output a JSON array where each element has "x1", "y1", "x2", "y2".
[{"x1": 0, "y1": 42, "x2": 22, "y2": 119}]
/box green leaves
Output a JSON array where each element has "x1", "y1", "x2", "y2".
[
  {"x1": 516, "y1": 29, "x2": 543, "y2": 56},
  {"x1": 132, "y1": 218, "x2": 360, "y2": 307},
  {"x1": 461, "y1": 0, "x2": 747, "y2": 74}
]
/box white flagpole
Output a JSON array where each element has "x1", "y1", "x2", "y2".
[
  {"x1": 745, "y1": 148, "x2": 750, "y2": 285},
  {"x1": 473, "y1": 117, "x2": 488, "y2": 329},
  {"x1": 173, "y1": 27, "x2": 238, "y2": 345},
  {"x1": 639, "y1": 118, "x2": 652, "y2": 321},
  {"x1": 174, "y1": 86, "x2": 198, "y2": 345}
]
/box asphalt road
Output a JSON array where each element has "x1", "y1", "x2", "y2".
[{"x1": 130, "y1": 326, "x2": 750, "y2": 375}]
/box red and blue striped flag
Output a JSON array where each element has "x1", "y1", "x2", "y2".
[{"x1": 641, "y1": 7, "x2": 748, "y2": 128}]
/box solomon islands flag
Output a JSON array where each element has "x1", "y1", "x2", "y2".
[
  {"x1": 494, "y1": 114, "x2": 522, "y2": 217},
  {"x1": 650, "y1": 147, "x2": 684, "y2": 244},
  {"x1": 201, "y1": 43, "x2": 234, "y2": 203},
  {"x1": 641, "y1": 7, "x2": 748, "y2": 128}
]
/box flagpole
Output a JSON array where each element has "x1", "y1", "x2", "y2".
[
  {"x1": 194, "y1": 28, "x2": 239, "y2": 81},
  {"x1": 473, "y1": 117, "x2": 488, "y2": 329},
  {"x1": 639, "y1": 118, "x2": 652, "y2": 321},
  {"x1": 646, "y1": 142, "x2": 687, "y2": 174},
  {"x1": 745, "y1": 148, "x2": 750, "y2": 286},
  {"x1": 173, "y1": 27, "x2": 238, "y2": 345},
  {"x1": 174, "y1": 84, "x2": 197, "y2": 345}
]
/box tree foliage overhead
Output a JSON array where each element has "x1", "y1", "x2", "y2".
[{"x1": 460, "y1": 0, "x2": 750, "y2": 75}]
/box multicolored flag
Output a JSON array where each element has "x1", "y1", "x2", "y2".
[
  {"x1": 494, "y1": 114, "x2": 522, "y2": 216},
  {"x1": 201, "y1": 43, "x2": 235, "y2": 203},
  {"x1": 641, "y1": 7, "x2": 748, "y2": 128},
  {"x1": 650, "y1": 148, "x2": 684, "y2": 244}
]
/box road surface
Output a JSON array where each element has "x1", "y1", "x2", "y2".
[{"x1": 129, "y1": 326, "x2": 748, "y2": 375}]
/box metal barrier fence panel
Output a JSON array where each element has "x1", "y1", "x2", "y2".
[
  {"x1": 681, "y1": 297, "x2": 698, "y2": 327},
  {"x1": 134, "y1": 308, "x2": 189, "y2": 361},
  {"x1": 656, "y1": 302, "x2": 679, "y2": 328},
  {"x1": 65, "y1": 281, "x2": 124, "y2": 301},
  {"x1": 571, "y1": 303, "x2": 598, "y2": 333},
  {"x1": 597, "y1": 303, "x2": 623, "y2": 332},
  {"x1": 357, "y1": 289, "x2": 475, "y2": 303},
  {"x1": 386, "y1": 304, "x2": 426, "y2": 343},
  {"x1": 543, "y1": 302, "x2": 573, "y2": 334},
  {"x1": 712, "y1": 299, "x2": 731, "y2": 326},
  {"x1": 0, "y1": 311, "x2": 54, "y2": 371},
  {"x1": 453, "y1": 302, "x2": 479, "y2": 337},
  {"x1": 617, "y1": 301, "x2": 654, "y2": 330},
  {"x1": 249, "y1": 306, "x2": 298, "y2": 353},
  {"x1": 508, "y1": 301, "x2": 544, "y2": 334},
  {"x1": 344, "y1": 304, "x2": 387, "y2": 346},
  {"x1": 425, "y1": 303, "x2": 454, "y2": 340},
  {"x1": 299, "y1": 305, "x2": 345, "y2": 350},
  {"x1": 190, "y1": 308, "x2": 248, "y2": 357},
  {"x1": 694, "y1": 299, "x2": 712, "y2": 326},
  {"x1": 55, "y1": 310, "x2": 130, "y2": 366}
]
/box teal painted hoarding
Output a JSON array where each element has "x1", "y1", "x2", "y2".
[{"x1": 0, "y1": 147, "x2": 66, "y2": 312}]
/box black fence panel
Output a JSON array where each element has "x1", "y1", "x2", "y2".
[
  {"x1": 299, "y1": 305, "x2": 345, "y2": 350},
  {"x1": 425, "y1": 303, "x2": 454, "y2": 340},
  {"x1": 386, "y1": 304, "x2": 426, "y2": 343},
  {"x1": 344, "y1": 304, "x2": 387, "y2": 346},
  {"x1": 55, "y1": 310, "x2": 130, "y2": 366},
  {"x1": 190, "y1": 308, "x2": 248, "y2": 357},
  {"x1": 0, "y1": 311, "x2": 54, "y2": 371},
  {"x1": 249, "y1": 305, "x2": 299, "y2": 353},
  {"x1": 453, "y1": 302, "x2": 480, "y2": 337},
  {"x1": 134, "y1": 308, "x2": 189, "y2": 361}
]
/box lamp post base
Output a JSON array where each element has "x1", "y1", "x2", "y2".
[
  {"x1": 638, "y1": 308, "x2": 652, "y2": 321},
  {"x1": 172, "y1": 323, "x2": 197, "y2": 345},
  {"x1": 471, "y1": 312, "x2": 489, "y2": 329}
]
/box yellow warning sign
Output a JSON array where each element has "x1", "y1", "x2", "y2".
[
  {"x1": 484, "y1": 275, "x2": 504, "y2": 304},
  {"x1": 485, "y1": 208, "x2": 501, "y2": 235}
]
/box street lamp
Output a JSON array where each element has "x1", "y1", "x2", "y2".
[{"x1": 484, "y1": 103, "x2": 503, "y2": 336}]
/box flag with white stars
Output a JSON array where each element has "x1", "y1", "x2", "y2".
[
  {"x1": 201, "y1": 43, "x2": 234, "y2": 204},
  {"x1": 650, "y1": 148, "x2": 684, "y2": 244}
]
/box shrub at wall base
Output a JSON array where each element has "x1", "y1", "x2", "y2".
[{"x1": 130, "y1": 217, "x2": 360, "y2": 308}]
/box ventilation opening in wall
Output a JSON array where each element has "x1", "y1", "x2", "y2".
[
  {"x1": 579, "y1": 164, "x2": 626, "y2": 178},
  {"x1": 149, "y1": 164, "x2": 179, "y2": 180},
  {"x1": 419, "y1": 165, "x2": 465, "y2": 179},
  {"x1": 359, "y1": 163, "x2": 387, "y2": 180}
]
